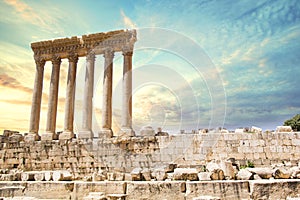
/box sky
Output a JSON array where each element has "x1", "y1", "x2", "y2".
[{"x1": 0, "y1": 0, "x2": 300, "y2": 134}]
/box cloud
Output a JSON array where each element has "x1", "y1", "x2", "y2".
[
  {"x1": 120, "y1": 9, "x2": 137, "y2": 29},
  {"x1": 2, "y1": 0, "x2": 65, "y2": 34},
  {"x1": 0, "y1": 73, "x2": 32, "y2": 93}
]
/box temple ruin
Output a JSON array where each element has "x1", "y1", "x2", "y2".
[
  {"x1": 28, "y1": 29, "x2": 137, "y2": 141},
  {"x1": 0, "y1": 30, "x2": 300, "y2": 199}
]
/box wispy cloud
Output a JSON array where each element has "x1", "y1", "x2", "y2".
[{"x1": 120, "y1": 9, "x2": 137, "y2": 29}]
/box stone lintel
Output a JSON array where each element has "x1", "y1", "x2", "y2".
[
  {"x1": 31, "y1": 29, "x2": 136, "y2": 61},
  {"x1": 78, "y1": 130, "x2": 94, "y2": 139}
]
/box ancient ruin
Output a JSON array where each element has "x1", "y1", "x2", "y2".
[{"x1": 1, "y1": 30, "x2": 300, "y2": 200}]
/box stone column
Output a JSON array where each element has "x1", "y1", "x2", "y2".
[
  {"x1": 120, "y1": 48, "x2": 135, "y2": 136},
  {"x1": 99, "y1": 48, "x2": 114, "y2": 138},
  {"x1": 60, "y1": 53, "x2": 78, "y2": 140},
  {"x1": 79, "y1": 51, "x2": 95, "y2": 139},
  {"x1": 44, "y1": 55, "x2": 61, "y2": 140},
  {"x1": 27, "y1": 56, "x2": 46, "y2": 141}
]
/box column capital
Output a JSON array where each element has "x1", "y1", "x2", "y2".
[
  {"x1": 34, "y1": 55, "x2": 46, "y2": 67},
  {"x1": 68, "y1": 52, "x2": 79, "y2": 63},
  {"x1": 51, "y1": 54, "x2": 61, "y2": 65},
  {"x1": 86, "y1": 51, "x2": 96, "y2": 61},
  {"x1": 122, "y1": 46, "x2": 133, "y2": 56},
  {"x1": 103, "y1": 48, "x2": 114, "y2": 59}
]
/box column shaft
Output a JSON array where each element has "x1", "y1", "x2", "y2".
[
  {"x1": 46, "y1": 55, "x2": 61, "y2": 134},
  {"x1": 80, "y1": 52, "x2": 95, "y2": 138},
  {"x1": 29, "y1": 57, "x2": 45, "y2": 135},
  {"x1": 63, "y1": 53, "x2": 78, "y2": 134},
  {"x1": 100, "y1": 49, "x2": 114, "y2": 138},
  {"x1": 120, "y1": 49, "x2": 135, "y2": 136}
]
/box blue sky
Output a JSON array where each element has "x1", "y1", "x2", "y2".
[{"x1": 0, "y1": 0, "x2": 300, "y2": 133}]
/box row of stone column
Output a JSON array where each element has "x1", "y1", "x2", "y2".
[{"x1": 28, "y1": 48, "x2": 134, "y2": 141}]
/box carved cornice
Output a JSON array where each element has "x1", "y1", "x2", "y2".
[{"x1": 31, "y1": 29, "x2": 137, "y2": 60}]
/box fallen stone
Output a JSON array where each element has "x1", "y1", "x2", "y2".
[
  {"x1": 44, "y1": 171, "x2": 53, "y2": 181},
  {"x1": 34, "y1": 172, "x2": 45, "y2": 181},
  {"x1": 141, "y1": 168, "x2": 151, "y2": 181},
  {"x1": 206, "y1": 161, "x2": 220, "y2": 172},
  {"x1": 198, "y1": 172, "x2": 211, "y2": 181},
  {"x1": 236, "y1": 169, "x2": 252, "y2": 180},
  {"x1": 151, "y1": 168, "x2": 167, "y2": 181},
  {"x1": 53, "y1": 170, "x2": 72, "y2": 181},
  {"x1": 220, "y1": 161, "x2": 235, "y2": 180},
  {"x1": 247, "y1": 168, "x2": 273, "y2": 179},
  {"x1": 289, "y1": 167, "x2": 300, "y2": 179},
  {"x1": 21, "y1": 172, "x2": 35, "y2": 181},
  {"x1": 115, "y1": 172, "x2": 125, "y2": 181},
  {"x1": 273, "y1": 168, "x2": 291, "y2": 179},
  {"x1": 253, "y1": 174, "x2": 262, "y2": 180},
  {"x1": 131, "y1": 168, "x2": 142, "y2": 181},
  {"x1": 174, "y1": 168, "x2": 198, "y2": 181},
  {"x1": 210, "y1": 169, "x2": 225, "y2": 180}
]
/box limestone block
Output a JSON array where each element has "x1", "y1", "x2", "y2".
[
  {"x1": 210, "y1": 169, "x2": 224, "y2": 180},
  {"x1": 139, "y1": 126, "x2": 155, "y2": 137},
  {"x1": 289, "y1": 167, "x2": 300, "y2": 178},
  {"x1": 206, "y1": 161, "x2": 219, "y2": 172},
  {"x1": 292, "y1": 139, "x2": 300, "y2": 146},
  {"x1": 247, "y1": 168, "x2": 273, "y2": 179},
  {"x1": 130, "y1": 168, "x2": 142, "y2": 181},
  {"x1": 249, "y1": 180, "x2": 300, "y2": 200},
  {"x1": 220, "y1": 161, "x2": 235, "y2": 180},
  {"x1": 141, "y1": 168, "x2": 151, "y2": 181},
  {"x1": 21, "y1": 172, "x2": 35, "y2": 181},
  {"x1": 126, "y1": 181, "x2": 186, "y2": 200},
  {"x1": 192, "y1": 196, "x2": 220, "y2": 200},
  {"x1": 107, "y1": 172, "x2": 116, "y2": 181},
  {"x1": 273, "y1": 168, "x2": 291, "y2": 179},
  {"x1": 236, "y1": 169, "x2": 252, "y2": 180},
  {"x1": 151, "y1": 168, "x2": 167, "y2": 181},
  {"x1": 53, "y1": 170, "x2": 72, "y2": 181},
  {"x1": 186, "y1": 181, "x2": 250, "y2": 200},
  {"x1": 73, "y1": 182, "x2": 127, "y2": 199},
  {"x1": 83, "y1": 192, "x2": 106, "y2": 200},
  {"x1": 24, "y1": 182, "x2": 74, "y2": 199},
  {"x1": 34, "y1": 172, "x2": 45, "y2": 181},
  {"x1": 44, "y1": 171, "x2": 53, "y2": 181},
  {"x1": 115, "y1": 172, "x2": 125, "y2": 181},
  {"x1": 198, "y1": 172, "x2": 211, "y2": 181},
  {"x1": 173, "y1": 168, "x2": 198, "y2": 181}
]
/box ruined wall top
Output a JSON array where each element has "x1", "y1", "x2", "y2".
[{"x1": 31, "y1": 29, "x2": 137, "y2": 61}]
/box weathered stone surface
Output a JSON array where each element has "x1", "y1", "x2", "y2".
[
  {"x1": 236, "y1": 169, "x2": 252, "y2": 180},
  {"x1": 220, "y1": 161, "x2": 235, "y2": 180},
  {"x1": 24, "y1": 182, "x2": 74, "y2": 199},
  {"x1": 247, "y1": 167, "x2": 273, "y2": 179},
  {"x1": 185, "y1": 181, "x2": 250, "y2": 200},
  {"x1": 33, "y1": 172, "x2": 44, "y2": 181},
  {"x1": 198, "y1": 172, "x2": 211, "y2": 181},
  {"x1": 83, "y1": 192, "x2": 106, "y2": 200},
  {"x1": 53, "y1": 170, "x2": 72, "y2": 181},
  {"x1": 21, "y1": 172, "x2": 34, "y2": 181},
  {"x1": 126, "y1": 181, "x2": 185, "y2": 200},
  {"x1": 249, "y1": 180, "x2": 300, "y2": 200},
  {"x1": 140, "y1": 126, "x2": 155, "y2": 137},
  {"x1": 73, "y1": 181, "x2": 126, "y2": 200},
  {"x1": 141, "y1": 168, "x2": 151, "y2": 181},
  {"x1": 44, "y1": 171, "x2": 53, "y2": 181},
  {"x1": 174, "y1": 168, "x2": 198, "y2": 181},
  {"x1": 151, "y1": 168, "x2": 167, "y2": 181},
  {"x1": 273, "y1": 168, "x2": 291, "y2": 179},
  {"x1": 130, "y1": 168, "x2": 142, "y2": 181},
  {"x1": 210, "y1": 169, "x2": 224, "y2": 180}
]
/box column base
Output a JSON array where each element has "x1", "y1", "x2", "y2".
[
  {"x1": 78, "y1": 130, "x2": 94, "y2": 139},
  {"x1": 41, "y1": 132, "x2": 58, "y2": 141},
  {"x1": 98, "y1": 129, "x2": 113, "y2": 139},
  {"x1": 59, "y1": 131, "x2": 75, "y2": 140},
  {"x1": 24, "y1": 133, "x2": 40, "y2": 142},
  {"x1": 118, "y1": 127, "x2": 135, "y2": 137}
]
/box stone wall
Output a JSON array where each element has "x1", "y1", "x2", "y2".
[{"x1": 0, "y1": 132, "x2": 300, "y2": 176}]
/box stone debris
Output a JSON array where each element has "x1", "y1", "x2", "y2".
[
  {"x1": 247, "y1": 168, "x2": 273, "y2": 179},
  {"x1": 173, "y1": 168, "x2": 198, "y2": 181},
  {"x1": 273, "y1": 168, "x2": 291, "y2": 179},
  {"x1": 236, "y1": 169, "x2": 253, "y2": 180}
]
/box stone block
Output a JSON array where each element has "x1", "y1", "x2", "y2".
[
  {"x1": 236, "y1": 169, "x2": 252, "y2": 180},
  {"x1": 174, "y1": 168, "x2": 198, "y2": 181},
  {"x1": 198, "y1": 172, "x2": 211, "y2": 181},
  {"x1": 247, "y1": 168, "x2": 273, "y2": 179},
  {"x1": 249, "y1": 180, "x2": 300, "y2": 200},
  {"x1": 139, "y1": 126, "x2": 155, "y2": 137},
  {"x1": 185, "y1": 181, "x2": 250, "y2": 200},
  {"x1": 73, "y1": 182, "x2": 126, "y2": 199},
  {"x1": 126, "y1": 181, "x2": 185, "y2": 200}
]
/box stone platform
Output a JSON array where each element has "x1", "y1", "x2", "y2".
[{"x1": 0, "y1": 180, "x2": 299, "y2": 199}]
